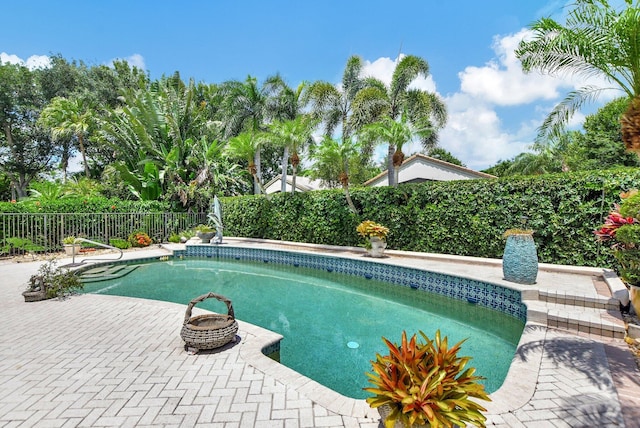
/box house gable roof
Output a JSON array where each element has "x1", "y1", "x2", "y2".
[
  {"x1": 264, "y1": 175, "x2": 327, "y2": 194},
  {"x1": 364, "y1": 153, "x2": 495, "y2": 186}
]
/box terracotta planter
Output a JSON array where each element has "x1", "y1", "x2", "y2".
[
  {"x1": 63, "y1": 244, "x2": 80, "y2": 256},
  {"x1": 502, "y1": 234, "x2": 538, "y2": 284}
]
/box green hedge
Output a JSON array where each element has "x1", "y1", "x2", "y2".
[
  {"x1": 0, "y1": 197, "x2": 169, "y2": 213},
  {"x1": 222, "y1": 168, "x2": 640, "y2": 268}
]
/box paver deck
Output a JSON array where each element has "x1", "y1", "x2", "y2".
[{"x1": 0, "y1": 240, "x2": 638, "y2": 427}]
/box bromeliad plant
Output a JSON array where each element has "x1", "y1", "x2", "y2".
[
  {"x1": 365, "y1": 330, "x2": 491, "y2": 428},
  {"x1": 595, "y1": 190, "x2": 640, "y2": 286},
  {"x1": 357, "y1": 220, "x2": 389, "y2": 240}
]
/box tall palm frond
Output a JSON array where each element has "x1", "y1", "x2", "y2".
[{"x1": 516, "y1": 0, "x2": 640, "y2": 148}]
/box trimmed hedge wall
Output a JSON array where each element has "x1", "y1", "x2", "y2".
[
  {"x1": 222, "y1": 168, "x2": 640, "y2": 268},
  {"x1": 0, "y1": 197, "x2": 169, "y2": 213}
]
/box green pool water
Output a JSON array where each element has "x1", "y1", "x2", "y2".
[{"x1": 82, "y1": 259, "x2": 524, "y2": 399}]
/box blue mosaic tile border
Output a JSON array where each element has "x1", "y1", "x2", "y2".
[{"x1": 178, "y1": 245, "x2": 527, "y2": 322}]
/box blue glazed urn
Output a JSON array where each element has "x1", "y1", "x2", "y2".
[{"x1": 502, "y1": 233, "x2": 538, "y2": 284}]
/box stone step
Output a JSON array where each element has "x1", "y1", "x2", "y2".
[
  {"x1": 537, "y1": 289, "x2": 620, "y2": 311},
  {"x1": 79, "y1": 264, "x2": 138, "y2": 283},
  {"x1": 525, "y1": 299, "x2": 626, "y2": 339}
]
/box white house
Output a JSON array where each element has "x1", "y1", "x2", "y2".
[
  {"x1": 264, "y1": 175, "x2": 328, "y2": 194},
  {"x1": 364, "y1": 153, "x2": 495, "y2": 187}
]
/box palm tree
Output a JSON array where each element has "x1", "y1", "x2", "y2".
[
  {"x1": 264, "y1": 76, "x2": 311, "y2": 193},
  {"x1": 225, "y1": 131, "x2": 269, "y2": 196},
  {"x1": 304, "y1": 56, "x2": 375, "y2": 141},
  {"x1": 515, "y1": 0, "x2": 640, "y2": 152},
  {"x1": 355, "y1": 55, "x2": 447, "y2": 186},
  {"x1": 269, "y1": 115, "x2": 318, "y2": 193},
  {"x1": 39, "y1": 96, "x2": 95, "y2": 178},
  {"x1": 359, "y1": 113, "x2": 433, "y2": 186},
  {"x1": 219, "y1": 76, "x2": 271, "y2": 194},
  {"x1": 309, "y1": 136, "x2": 360, "y2": 214},
  {"x1": 186, "y1": 136, "x2": 245, "y2": 197}
]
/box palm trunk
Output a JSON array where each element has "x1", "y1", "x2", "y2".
[
  {"x1": 60, "y1": 150, "x2": 70, "y2": 182},
  {"x1": 248, "y1": 162, "x2": 270, "y2": 200},
  {"x1": 78, "y1": 133, "x2": 90, "y2": 178},
  {"x1": 291, "y1": 151, "x2": 300, "y2": 194},
  {"x1": 340, "y1": 163, "x2": 358, "y2": 215},
  {"x1": 343, "y1": 184, "x2": 358, "y2": 215},
  {"x1": 281, "y1": 146, "x2": 289, "y2": 193},
  {"x1": 292, "y1": 165, "x2": 297, "y2": 194},
  {"x1": 252, "y1": 173, "x2": 269, "y2": 196},
  {"x1": 254, "y1": 150, "x2": 262, "y2": 195},
  {"x1": 621, "y1": 96, "x2": 640, "y2": 155},
  {"x1": 392, "y1": 149, "x2": 405, "y2": 188},
  {"x1": 387, "y1": 145, "x2": 395, "y2": 187}
]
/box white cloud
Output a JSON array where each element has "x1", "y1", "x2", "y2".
[
  {"x1": 0, "y1": 52, "x2": 22, "y2": 64},
  {"x1": 361, "y1": 51, "x2": 537, "y2": 170},
  {"x1": 436, "y1": 93, "x2": 534, "y2": 170},
  {"x1": 111, "y1": 53, "x2": 146, "y2": 70},
  {"x1": 459, "y1": 30, "x2": 568, "y2": 105},
  {"x1": 25, "y1": 55, "x2": 51, "y2": 69},
  {"x1": 437, "y1": 26, "x2": 624, "y2": 170},
  {"x1": 459, "y1": 29, "x2": 620, "y2": 106},
  {"x1": 361, "y1": 55, "x2": 437, "y2": 93},
  {"x1": 1, "y1": 52, "x2": 50, "y2": 69}
]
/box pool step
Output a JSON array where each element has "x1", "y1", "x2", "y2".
[
  {"x1": 537, "y1": 289, "x2": 620, "y2": 311},
  {"x1": 525, "y1": 299, "x2": 626, "y2": 339},
  {"x1": 79, "y1": 264, "x2": 139, "y2": 283}
]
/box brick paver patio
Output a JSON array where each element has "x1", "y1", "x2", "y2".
[{"x1": 1, "y1": 242, "x2": 638, "y2": 427}]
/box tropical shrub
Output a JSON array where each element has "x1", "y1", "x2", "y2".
[
  {"x1": 365, "y1": 330, "x2": 490, "y2": 428},
  {"x1": 1, "y1": 237, "x2": 46, "y2": 256},
  {"x1": 595, "y1": 190, "x2": 640, "y2": 285},
  {"x1": 128, "y1": 231, "x2": 152, "y2": 247},
  {"x1": 27, "y1": 260, "x2": 83, "y2": 299},
  {"x1": 109, "y1": 238, "x2": 131, "y2": 249}
]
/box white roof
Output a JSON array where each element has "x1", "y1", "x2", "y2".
[
  {"x1": 264, "y1": 175, "x2": 329, "y2": 194},
  {"x1": 364, "y1": 153, "x2": 495, "y2": 187}
]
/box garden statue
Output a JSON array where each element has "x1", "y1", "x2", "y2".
[{"x1": 210, "y1": 196, "x2": 224, "y2": 244}]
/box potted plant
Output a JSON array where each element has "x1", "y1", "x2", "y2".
[
  {"x1": 502, "y1": 228, "x2": 538, "y2": 285},
  {"x1": 194, "y1": 224, "x2": 216, "y2": 244},
  {"x1": 22, "y1": 259, "x2": 84, "y2": 302},
  {"x1": 62, "y1": 236, "x2": 81, "y2": 256},
  {"x1": 365, "y1": 330, "x2": 491, "y2": 428},
  {"x1": 356, "y1": 220, "x2": 389, "y2": 257},
  {"x1": 595, "y1": 190, "x2": 640, "y2": 315}
]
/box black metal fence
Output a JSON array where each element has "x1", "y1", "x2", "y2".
[{"x1": 0, "y1": 212, "x2": 206, "y2": 255}]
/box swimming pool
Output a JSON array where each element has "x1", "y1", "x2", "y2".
[{"x1": 81, "y1": 247, "x2": 525, "y2": 399}]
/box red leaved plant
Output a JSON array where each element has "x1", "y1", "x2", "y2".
[{"x1": 364, "y1": 330, "x2": 491, "y2": 428}]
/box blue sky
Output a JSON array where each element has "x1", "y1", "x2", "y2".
[{"x1": 0, "y1": 0, "x2": 621, "y2": 170}]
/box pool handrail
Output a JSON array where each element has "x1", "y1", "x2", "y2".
[{"x1": 71, "y1": 237, "x2": 123, "y2": 265}]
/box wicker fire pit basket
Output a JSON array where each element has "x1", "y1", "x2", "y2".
[{"x1": 180, "y1": 292, "x2": 238, "y2": 351}]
